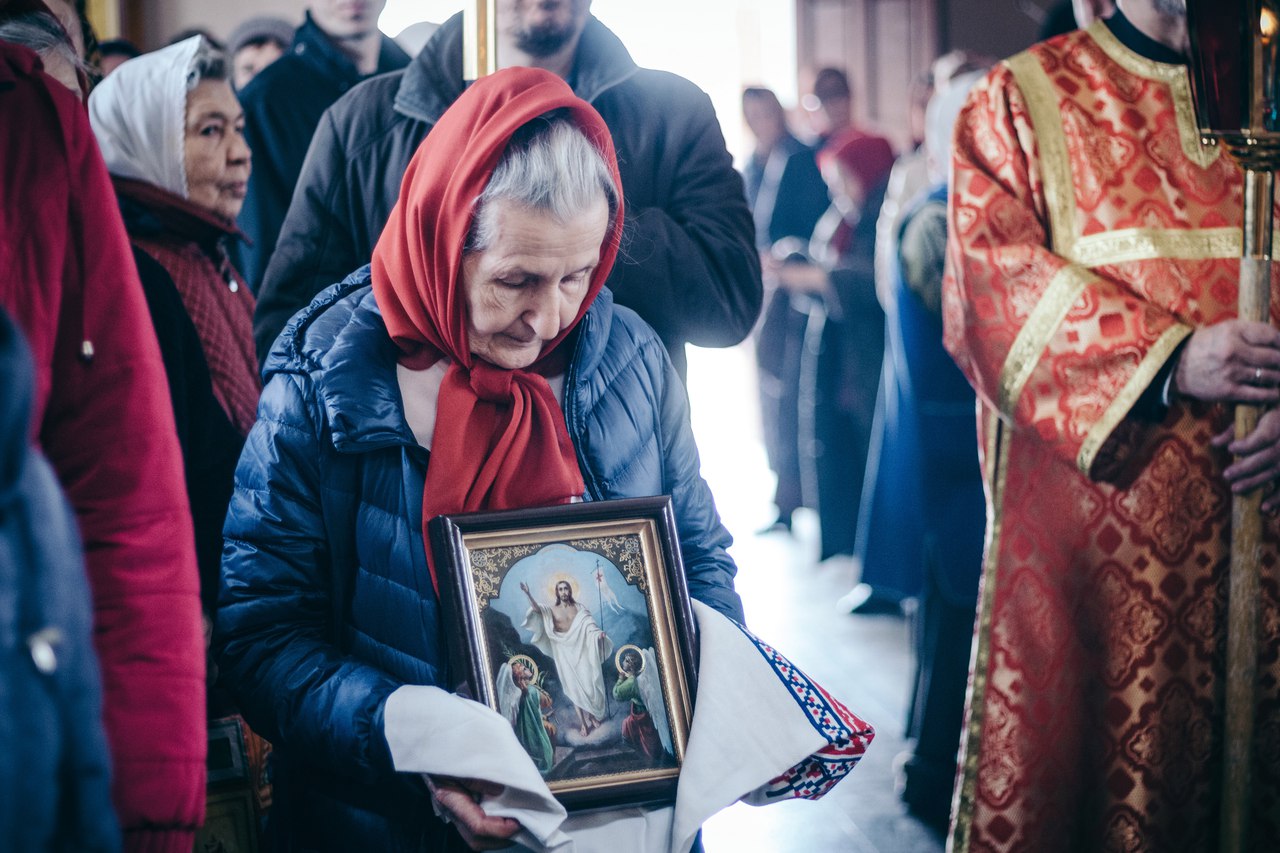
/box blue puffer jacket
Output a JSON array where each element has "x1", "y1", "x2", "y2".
[
  {"x1": 217, "y1": 268, "x2": 743, "y2": 850},
  {"x1": 0, "y1": 309, "x2": 119, "y2": 852}
]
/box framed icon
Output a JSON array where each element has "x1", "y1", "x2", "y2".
[{"x1": 429, "y1": 496, "x2": 698, "y2": 811}]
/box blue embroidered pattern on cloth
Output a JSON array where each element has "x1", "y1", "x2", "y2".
[{"x1": 730, "y1": 620, "x2": 875, "y2": 800}]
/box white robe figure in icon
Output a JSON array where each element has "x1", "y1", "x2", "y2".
[{"x1": 521, "y1": 577, "x2": 612, "y2": 736}]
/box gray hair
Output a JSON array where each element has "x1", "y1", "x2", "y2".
[
  {"x1": 185, "y1": 37, "x2": 228, "y2": 91},
  {"x1": 467, "y1": 112, "x2": 619, "y2": 253},
  {"x1": 0, "y1": 11, "x2": 87, "y2": 78}
]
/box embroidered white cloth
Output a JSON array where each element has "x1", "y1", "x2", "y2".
[{"x1": 383, "y1": 600, "x2": 875, "y2": 852}]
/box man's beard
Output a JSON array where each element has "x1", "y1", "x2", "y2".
[
  {"x1": 515, "y1": 21, "x2": 577, "y2": 57},
  {"x1": 1153, "y1": 0, "x2": 1186, "y2": 16}
]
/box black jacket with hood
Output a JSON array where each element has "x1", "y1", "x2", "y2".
[
  {"x1": 252, "y1": 13, "x2": 761, "y2": 378},
  {"x1": 237, "y1": 14, "x2": 410, "y2": 293}
]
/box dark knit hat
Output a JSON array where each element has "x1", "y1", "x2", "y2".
[{"x1": 226, "y1": 15, "x2": 293, "y2": 56}]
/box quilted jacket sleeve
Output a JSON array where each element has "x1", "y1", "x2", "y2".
[{"x1": 216, "y1": 371, "x2": 400, "y2": 782}]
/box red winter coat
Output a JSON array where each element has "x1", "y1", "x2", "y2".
[{"x1": 0, "y1": 43, "x2": 206, "y2": 852}]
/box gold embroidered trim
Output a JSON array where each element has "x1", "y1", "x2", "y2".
[
  {"x1": 999, "y1": 265, "x2": 1096, "y2": 416},
  {"x1": 949, "y1": 415, "x2": 1008, "y2": 853},
  {"x1": 1007, "y1": 50, "x2": 1075, "y2": 254},
  {"x1": 1087, "y1": 21, "x2": 1221, "y2": 169},
  {"x1": 1068, "y1": 226, "x2": 1244, "y2": 267},
  {"x1": 1076, "y1": 323, "x2": 1194, "y2": 474}
]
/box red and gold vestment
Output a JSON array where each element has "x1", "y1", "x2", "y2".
[{"x1": 944, "y1": 21, "x2": 1280, "y2": 852}]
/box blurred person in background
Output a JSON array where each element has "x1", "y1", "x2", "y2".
[
  {"x1": 0, "y1": 6, "x2": 206, "y2": 849},
  {"x1": 891, "y1": 68, "x2": 987, "y2": 832},
  {"x1": 225, "y1": 15, "x2": 292, "y2": 90},
  {"x1": 782, "y1": 130, "x2": 895, "y2": 564},
  {"x1": 849, "y1": 49, "x2": 991, "y2": 615},
  {"x1": 237, "y1": 1, "x2": 410, "y2": 293},
  {"x1": 742, "y1": 85, "x2": 831, "y2": 534},
  {"x1": 802, "y1": 66, "x2": 854, "y2": 144},
  {"x1": 95, "y1": 37, "x2": 139, "y2": 76}
]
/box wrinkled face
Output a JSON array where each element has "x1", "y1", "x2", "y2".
[
  {"x1": 461, "y1": 198, "x2": 607, "y2": 371},
  {"x1": 555, "y1": 581, "x2": 573, "y2": 604},
  {"x1": 183, "y1": 79, "x2": 251, "y2": 221},
  {"x1": 232, "y1": 41, "x2": 285, "y2": 90},
  {"x1": 311, "y1": 0, "x2": 388, "y2": 39},
  {"x1": 499, "y1": 0, "x2": 592, "y2": 57}
]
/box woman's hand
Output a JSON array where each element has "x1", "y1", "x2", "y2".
[
  {"x1": 429, "y1": 776, "x2": 520, "y2": 851},
  {"x1": 1173, "y1": 320, "x2": 1280, "y2": 404}
]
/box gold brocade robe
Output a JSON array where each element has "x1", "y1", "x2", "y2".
[{"x1": 943, "y1": 22, "x2": 1280, "y2": 853}]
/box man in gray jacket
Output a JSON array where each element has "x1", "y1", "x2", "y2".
[{"x1": 252, "y1": 0, "x2": 761, "y2": 379}]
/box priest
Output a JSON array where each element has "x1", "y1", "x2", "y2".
[{"x1": 943, "y1": 0, "x2": 1280, "y2": 849}]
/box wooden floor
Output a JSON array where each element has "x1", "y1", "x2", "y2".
[{"x1": 686, "y1": 345, "x2": 946, "y2": 853}]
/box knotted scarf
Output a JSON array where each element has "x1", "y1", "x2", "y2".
[{"x1": 370, "y1": 67, "x2": 624, "y2": 591}]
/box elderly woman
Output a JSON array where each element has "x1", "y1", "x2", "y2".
[
  {"x1": 89, "y1": 37, "x2": 258, "y2": 624},
  {"x1": 216, "y1": 67, "x2": 743, "y2": 850}
]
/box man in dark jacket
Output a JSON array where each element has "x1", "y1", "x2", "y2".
[
  {"x1": 237, "y1": 1, "x2": 410, "y2": 292},
  {"x1": 251, "y1": 3, "x2": 761, "y2": 378}
]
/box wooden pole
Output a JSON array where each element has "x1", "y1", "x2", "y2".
[{"x1": 1221, "y1": 165, "x2": 1273, "y2": 853}]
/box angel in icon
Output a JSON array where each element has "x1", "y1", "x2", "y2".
[
  {"x1": 496, "y1": 654, "x2": 555, "y2": 774},
  {"x1": 611, "y1": 645, "x2": 672, "y2": 765}
]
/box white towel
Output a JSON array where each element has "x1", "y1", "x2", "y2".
[{"x1": 383, "y1": 600, "x2": 875, "y2": 852}]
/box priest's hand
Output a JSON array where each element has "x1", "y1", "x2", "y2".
[
  {"x1": 1215, "y1": 407, "x2": 1280, "y2": 511},
  {"x1": 428, "y1": 776, "x2": 520, "y2": 851},
  {"x1": 1173, "y1": 320, "x2": 1280, "y2": 404}
]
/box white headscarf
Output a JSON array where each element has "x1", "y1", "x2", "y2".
[{"x1": 88, "y1": 36, "x2": 202, "y2": 199}]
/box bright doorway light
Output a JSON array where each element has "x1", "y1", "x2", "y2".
[{"x1": 378, "y1": 1, "x2": 797, "y2": 163}]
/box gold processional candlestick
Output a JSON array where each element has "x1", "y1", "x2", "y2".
[
  {"x1": 464, "y1": 0, "x2": 498, "y2": 82},
  {"x1": 1186, "y1": 2, "x2": 1280, "y2": 851}
]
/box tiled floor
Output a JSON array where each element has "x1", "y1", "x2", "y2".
[{"x1": 685, "y1": 344, "x2": 946, "y2": 853}]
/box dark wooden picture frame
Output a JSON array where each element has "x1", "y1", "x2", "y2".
[{"x1": 429, "y1": 496, "x2": 698, "y2": 811}]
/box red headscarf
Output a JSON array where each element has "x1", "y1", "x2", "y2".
[
  {"x1": 818, "y1": 129, "x2": 896, "y2": 193},
  {"x1": 370, "y1": 67, "x2": 624, "y2": 589}
]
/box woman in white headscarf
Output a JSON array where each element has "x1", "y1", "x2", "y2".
[{"x1": 88, "y1": 36, "x2": 258, "y2": 686}]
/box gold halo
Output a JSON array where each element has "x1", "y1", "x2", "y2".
[
  {"x1": 614, "y1": 644, "x2": 644, "y2": 675},
  {"x1": 546, "y1": 573, "x2": 580, "y2": 602},
  {"x1": 507, "y1": 654, "x2": 539, "y2": 682}
]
